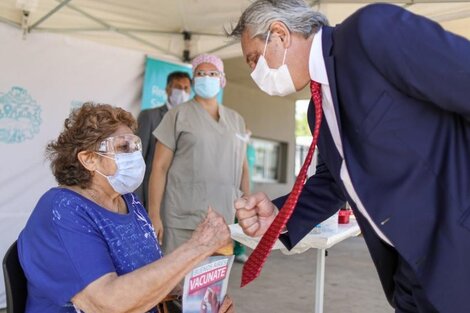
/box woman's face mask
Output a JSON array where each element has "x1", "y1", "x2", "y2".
[
  {"x1": 250, "y1": 31, "x2": 296, "y2": 97},
  {"x1": 95, "y1": 151, "x2": 146, "y2": 195},
  {"x1": 194, "y1": 76, "x2": 221, "y2": 99}
]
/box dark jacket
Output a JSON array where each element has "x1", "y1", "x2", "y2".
[
  {"x1": 135, "y1": 105, "x2": 169, "y2": 208},
  {"x1": 274, "y1": 4, "x2": 470, "y2": 312}
]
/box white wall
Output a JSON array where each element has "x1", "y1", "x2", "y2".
[
  {"x1": 0, "y1": 23, "x2": 146, "y2": 307},
  {"x1": 224, "y1": 81, "x2": 296, "y2": 199}
]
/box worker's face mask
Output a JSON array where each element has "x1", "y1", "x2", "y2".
[
  {"x1": 95, "y1": 151, "x2": 145, "y2": 195},
  {"x1": 168, "y1": 88, "x2": 190, "y2": 107},
  {"x1": 194, "y1": 77, "x2": 221, "y2": 99},
  {"x1": 250, "y1": 31, "x2": 296, "y2": 97}
]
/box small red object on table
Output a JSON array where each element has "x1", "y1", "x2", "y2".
[{"x1": 338, "y1": 209, "x2": 351, "y2": 224}]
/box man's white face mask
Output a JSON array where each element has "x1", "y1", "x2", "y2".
[
  {"x1": 250, "y1": 31, "x2": 297, "y2": 97},
  {"x1": 168, "y1": 88, "x2": 190, "y2": 107}
]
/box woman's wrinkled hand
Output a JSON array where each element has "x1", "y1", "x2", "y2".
[{"x1": 191, "y1": 207, "x2": 231, "y2": 254}]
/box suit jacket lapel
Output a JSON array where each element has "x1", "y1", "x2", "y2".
[{"x1": 321, "y1": 26, "x2": 343, "y2": 136}]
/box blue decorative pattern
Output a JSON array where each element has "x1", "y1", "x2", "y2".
[
  {"x1": 51, "y1": 191, "x2": 163, "y2": 275},
  {"x1": 0, "y1": 86, "x2": 42, "y2": 144},
  {"x1": 19, "y1": 188, "x2": 162, "y2": 313},
  {"x1": 70, "y1": 100, "x2": 84, "y2": 110}
]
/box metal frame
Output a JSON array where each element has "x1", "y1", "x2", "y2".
[
  {"x1": 28, "y1": 0, "x2": 73, "y2": 31},
  {"x1": 55, "y1": 0, "x2": 181, "y2": 59},
  {"x1": 11, "y1": 0, "x2": 233, "y2": 59},
  {"x1": 315, "y1": 249, "x2": 326, "y2": 313},
  {"x1": 33, "y1": 27, "x2": 226, "y2": 37},
  {"x1": 0, "y1": 16, "x2": 20, "y2": 29},
  {"x1": 205, "y1": 41, "x2": 239, "y2": 55}
]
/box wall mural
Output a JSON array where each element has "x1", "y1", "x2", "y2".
[
  {"x1": 70, "y1": 100, "x2": 85, "y2": 111},
  {"x1": 0, "y1": 87, "x2": 42, "y2": 144}
]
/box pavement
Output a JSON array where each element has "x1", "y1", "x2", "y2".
[
  {"x1": 0, "y1": 236, "x2": 394, "y2": 313},
  {"x1": 228, "y1": 236, "x2": 394, "y2": 313}
]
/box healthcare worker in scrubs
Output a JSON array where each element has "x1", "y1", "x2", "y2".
[{"x1": 148, "y1": 54, "x2": 250, "y2": 253}]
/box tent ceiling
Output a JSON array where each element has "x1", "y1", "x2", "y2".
[
  {"x1": 1, "y1": 0, "x2": 256, "y2": 61},
  {"x1": 1, "y1": 0, "x2": 470, "y2": 64}
]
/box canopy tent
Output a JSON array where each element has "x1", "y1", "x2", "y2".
[{"x1": 1, "y1": 0, "x2": 470, "y2": 66}]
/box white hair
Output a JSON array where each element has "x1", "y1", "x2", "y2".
[{"x1": 228, "y1": 0, "x2": 329, "y2": 40}]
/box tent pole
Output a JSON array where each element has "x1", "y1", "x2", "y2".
[
  {"x1": 0, "y1": 16, "x2": 21, "y2": 28},
  {"x1": 204, "y1": 41, "x2": 239, "y2": 55},
  {"x1": 35, "y1": 27, "x2": 106, "y2": 33},
  {"x1": 34, "y1": 27, "x2": 227, "y2": 38},
  {"x1": 116, "y1": 29, "x2": 182, "y2": 59},
  {"x1": 29, "y1": 0, "x2": 74, "y2": 31},
  {"x1": 63, "y1": 2, "x2": 180, "y2": 58}
]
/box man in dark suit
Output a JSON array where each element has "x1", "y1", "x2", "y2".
[
  {"x1": 229, "y1": 1, "x2": 470, "y2": 312},
  {"x1": 135, "y1": 71, "x2": 191, "y2": 208}
]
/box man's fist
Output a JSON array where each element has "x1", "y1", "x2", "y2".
[{"x1": 234, "y1": 192, "x2": 277, "y2": 237}]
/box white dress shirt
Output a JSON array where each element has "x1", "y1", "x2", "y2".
[{"x1": 309, "y1": 28, "x2": 393, "y2": 246}]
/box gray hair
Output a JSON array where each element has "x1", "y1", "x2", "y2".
[{"x1": 228, "y1": 0, "x2": 329, "y2": 40}]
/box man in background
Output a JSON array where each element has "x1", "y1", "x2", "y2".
[{"x1": 135, "y1": 71, "x2": 191, "y2": 208}]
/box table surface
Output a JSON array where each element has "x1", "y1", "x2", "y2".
[{"x1": 229, "y1": 219, "x2": 361, "y2": 254}]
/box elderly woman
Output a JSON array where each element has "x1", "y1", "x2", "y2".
[
  {"x1": 18, "y1": 103, "x2": 233, "y2": 313},
  {"x1": 147, "y1": 54, "x2": 250, "y2": 254}
]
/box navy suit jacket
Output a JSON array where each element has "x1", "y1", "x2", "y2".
[{"x1": 273, "y1": 4, "x2": 470, "y2": 312}]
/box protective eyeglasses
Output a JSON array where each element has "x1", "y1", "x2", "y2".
[
  {"x1": 97, "y1": 134, "x2": 142, "y2": 154},
  {"x1": 194, "y1": 70, "x2": 224, "y2": 78}
]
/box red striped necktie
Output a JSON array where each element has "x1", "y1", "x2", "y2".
[{"x1": 241, "y1": 80, "x2": 323, "y2": 287}]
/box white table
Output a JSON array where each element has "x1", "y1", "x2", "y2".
[{"x1": 229, "y1": 220, "x2": 361, "y2": 313}]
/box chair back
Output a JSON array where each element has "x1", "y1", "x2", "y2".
[{"x1": 2, "y1": 241, "x2": 27, "y2": 313}]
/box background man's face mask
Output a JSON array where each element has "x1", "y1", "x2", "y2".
[
  {"x1": 250, "y1": 31, "x2": 296, "y2": 97},
  {"x1": 168, "y1": 88, "x2": 190, "y2": 107}
]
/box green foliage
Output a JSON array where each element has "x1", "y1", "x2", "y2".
[{"x1": 296, "y1": 111, "x2": 311, "y2": 137}]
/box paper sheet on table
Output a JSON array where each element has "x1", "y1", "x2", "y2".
[{"x1": 229, "y1": 221, "x2": 361, "y2": 255}]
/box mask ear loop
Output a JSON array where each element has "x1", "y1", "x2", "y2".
[
  {"x1": 263, "y1": 29, "x2": 288, "y2": 66},
  {"x1": 94, "y1": 152, "x2": 117, "y2": 178},
  {"x1": 281, "y1": 29, "x2": 289, "y2": 65},
  {"x1": 282, "y1": 47, "x2": 287, "y2": 66},
  {"x1": 94, "y1": 169, "x2": 108, "y2": 179},
  {"x1": 263, "y1": 30, "x2": 271, "y2": 56}
]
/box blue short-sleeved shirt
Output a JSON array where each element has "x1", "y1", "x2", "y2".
[{"x1": 18, "y1": 188, "x2": 164, "y2": 313}]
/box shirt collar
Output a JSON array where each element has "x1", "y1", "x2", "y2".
[
  {"x1": 165, "y1": 100, "x2": 172, "y2": 110},
  {"x1": 309, "y1": 27, "x2": 329, "y2": 85}
]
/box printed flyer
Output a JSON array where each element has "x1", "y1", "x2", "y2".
[{"x1": 182, "y1": 255, "x2": 234, "y2": 313}]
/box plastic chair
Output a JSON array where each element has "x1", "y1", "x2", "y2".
[{"x1": 2, "y1": 241, "x2": 27, "y2": 313}]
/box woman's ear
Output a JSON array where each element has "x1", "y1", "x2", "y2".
[
  {"x1": 77, "y1": 151, "x2": 97, "y2": 171},
  {"x1": 269, "y1": 21, "x2": 291, "y2": 49}
]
